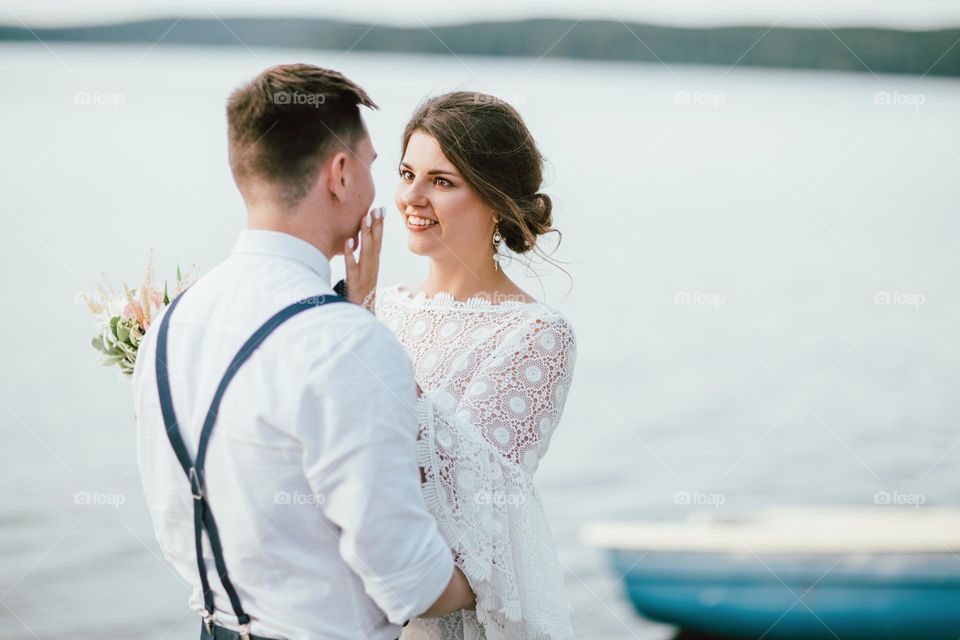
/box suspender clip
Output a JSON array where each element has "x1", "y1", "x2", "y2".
[
  {"x1": 189, "y1": 467, "x2": 205, "y2": 500},
  {"x1": 201, "y1": 609, "x2": 214, "y2": 635}
]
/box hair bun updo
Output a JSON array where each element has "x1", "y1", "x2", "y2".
[{"x1": 499, "y1": 192, "x2": 553, "y2": 253}]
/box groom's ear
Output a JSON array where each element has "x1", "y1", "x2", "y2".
[{"x1": 325, "y1": 150, "x2": 351, "y2": 202}]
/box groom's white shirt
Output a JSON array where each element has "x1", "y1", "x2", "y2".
[{"x1": 133, "y1": 229, "x2": 454, "y2": 640}]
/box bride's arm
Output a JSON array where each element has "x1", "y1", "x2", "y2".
[{"x1": 420, "y1": 566, "x2": 476, "y2": 617}]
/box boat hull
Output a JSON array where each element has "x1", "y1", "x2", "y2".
[{"x1": 610, "y1": 549, "x2": 960, "y2": 640}]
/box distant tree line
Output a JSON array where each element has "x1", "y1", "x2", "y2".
[{"x1": 1, "y1": 17, "x2": 957, "y2": 76}]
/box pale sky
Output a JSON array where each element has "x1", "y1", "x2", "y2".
[{"x1": 4, "y1": 0, "x2": 960, "y2": 29}]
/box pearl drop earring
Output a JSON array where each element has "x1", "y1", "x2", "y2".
[{"x1": 492, "y1": 223, "x2": 503, "y2": 271}]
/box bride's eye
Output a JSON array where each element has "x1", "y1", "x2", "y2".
[
  {"x1": 434, "y1": 177, "x2": 452, "y2": 188},
  {"x1": 399, "y1": 169, "x2": 414, "y2": 181}
]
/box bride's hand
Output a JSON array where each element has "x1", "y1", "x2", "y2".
[{"x1": 343, "y1": 207, "x2": 385, "y2": 305}]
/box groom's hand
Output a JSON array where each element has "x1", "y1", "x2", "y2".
[{"x1": 344, "y1": 206, "x2": 385, "y2": 305}]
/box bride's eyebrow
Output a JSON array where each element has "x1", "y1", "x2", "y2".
[{"x1": 399, "y1": 161, "x2": 458, "y2": 177}]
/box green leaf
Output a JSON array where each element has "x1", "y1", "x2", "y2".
[
  {"x1": 163, "y1": 282, "x2": 169, "y2": 306},
  {"x1": 91, "y1": 336, "x2": 109, "y2": 354},
  {"x1": 117, "y1": 321, "x2": 130, "y2": 343}
]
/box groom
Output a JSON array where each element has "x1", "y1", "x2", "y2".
[{"x1": 132, "y1": 64, "x2": 473, "y2": 639}]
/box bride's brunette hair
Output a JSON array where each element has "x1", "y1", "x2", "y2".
[{"x1": 400, "y1": 92, "x2": 561, "y2": 261}]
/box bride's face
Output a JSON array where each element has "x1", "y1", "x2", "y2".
[{"x1": 396, "y1": 130, "x2": 496, "y2": 260}]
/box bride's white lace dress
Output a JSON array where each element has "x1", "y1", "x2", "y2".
[{"x1": 365, "y1": 284, "x2": 577, "y2": 640}]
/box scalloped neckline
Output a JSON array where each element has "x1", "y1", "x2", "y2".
[{"x1": 391, "y1": 285, "x2": 539, "y2": 311}]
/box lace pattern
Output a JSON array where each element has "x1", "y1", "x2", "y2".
[{"x1": 371, "y1": 285, "x2": 576, "y2": 640}]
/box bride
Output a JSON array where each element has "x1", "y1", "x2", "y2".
[{"x1": 345, "y1": 91, "x2": 576, "y2": 639}]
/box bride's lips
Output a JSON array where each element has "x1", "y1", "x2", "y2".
[{"x1": 405, "y1": 214, "x2": 439, "y2": 233}]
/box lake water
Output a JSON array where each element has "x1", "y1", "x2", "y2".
[{"x1": 1, "y1": 41, "x2": 958, "y2": 639}]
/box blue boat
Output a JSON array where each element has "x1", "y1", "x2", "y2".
[{"x1": 582, "y1": 507, "x2": 960, "y2": 640}]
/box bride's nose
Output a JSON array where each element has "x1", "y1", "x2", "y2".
[{"x1": 401, "y1": 181, "x2": 428, "y2": 208}]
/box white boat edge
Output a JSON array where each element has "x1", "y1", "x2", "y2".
[{"x1": 580, "y1": 506, "x2": 960, "y2": 554}]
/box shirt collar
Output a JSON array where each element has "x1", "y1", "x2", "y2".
[{"x1": 232, "y1": 229, "x2": 333, "y2": 285}]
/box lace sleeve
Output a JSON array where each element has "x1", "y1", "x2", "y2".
[
  {"x1": 457, "y1": 313, "x2": 576, "y2": 471},
  {"x1": 414, "y1": 311, "x2": 577, "y2": 639},
  {"x1": 361, "y1": 287, "x2": 377, "y2": 313}
]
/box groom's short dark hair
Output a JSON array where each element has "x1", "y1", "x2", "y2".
[{"x1": 226, "y1": 64, "x2": 377, "y2": 206}]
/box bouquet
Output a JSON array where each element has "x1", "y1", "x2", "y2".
[{"x1": 80, "y1": 256, "x2": 195, "y2": 376}]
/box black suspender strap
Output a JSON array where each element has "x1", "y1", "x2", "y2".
[{"x1": 155, "y1": 291, "x2": 348, "y2": 637}]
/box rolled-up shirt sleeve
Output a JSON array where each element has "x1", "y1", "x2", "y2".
[{"x1": 299, "y1": 318, "x2": 454, "y2": 624}]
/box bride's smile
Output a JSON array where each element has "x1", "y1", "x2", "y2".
[{"x1": 405, "y1": 214, "x2": 439, "y2": 230}]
